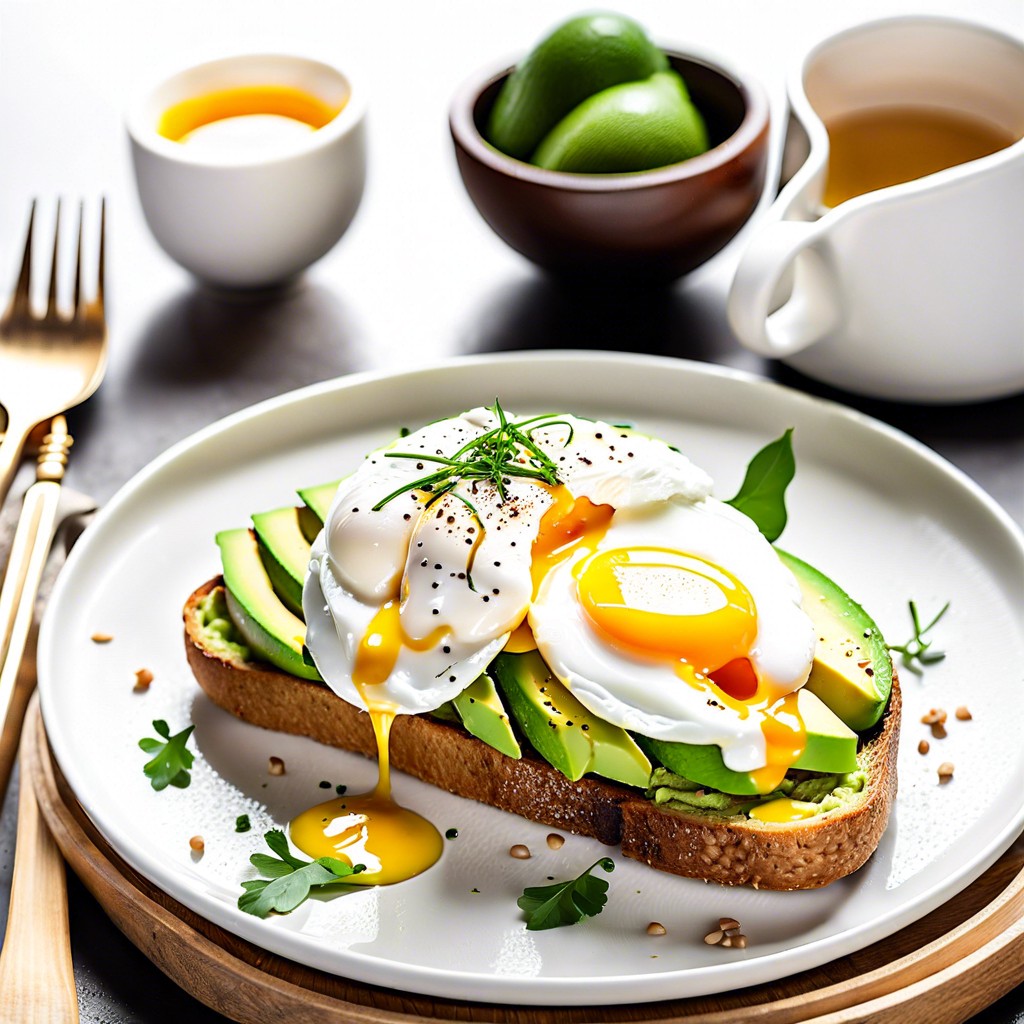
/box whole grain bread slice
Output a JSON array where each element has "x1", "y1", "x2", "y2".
[{"x1": 183, "y1": 578, "x2": 900, "y2": 890}]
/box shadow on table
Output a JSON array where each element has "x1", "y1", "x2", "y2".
[
  {"x1": 459, "y1": 271, "x2": 748, "y2": 366},
  {"x1": 127, "y1": 277, "x2": 364, "y2": 393},
  {"x1": 66, "y1": 279, "x2": 366, "y2": 500}
]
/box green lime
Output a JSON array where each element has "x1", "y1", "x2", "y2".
[
  {"x1": 486, "y1": 12, "x2": 668, "y2": 161},
  {"x1": 530, "y1": 71, "x2": 709, "y2": 174}
]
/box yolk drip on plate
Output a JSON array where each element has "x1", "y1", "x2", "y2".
[
  {"x1": 289, "y1": 659, "x2": 443, "y2": 884},
  {"x1": 290, "y1": 707, "x2": 442, "y2": 885}
]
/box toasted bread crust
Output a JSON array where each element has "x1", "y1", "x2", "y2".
[{"x1": 184, "y1": 578, "x2": 899, "y2": 889}]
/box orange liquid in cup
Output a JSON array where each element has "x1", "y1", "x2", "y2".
[{"x1": 158, "y1": 85, "x2": 343, "y2": 143}]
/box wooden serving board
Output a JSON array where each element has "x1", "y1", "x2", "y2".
[{"x1": 24, "y1": 699, "x2": 1024, "y2": 1024}]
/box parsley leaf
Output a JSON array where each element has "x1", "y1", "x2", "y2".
[
  {"x1": 725, "y1": 429, "x2": 795, "y2": 542},
  {"x1": 138, "y1": 720, "x2": 195, "y2": 791},
  {"x1": 517, "y1": 857, "x2": 615, "y2": 931},
  {"x1": 888, "y1": 600, "x2": 950, "y2": 673},
  {"x1": 238, "y1": 829, "x2": 365, "y2": 918}
]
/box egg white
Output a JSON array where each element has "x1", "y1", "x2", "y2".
[{"x1": 529, "y1": 496, "x2": 815, "y2": 773}]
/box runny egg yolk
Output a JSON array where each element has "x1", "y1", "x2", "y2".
[
  {"x1": 351, "y1": 599, "x2": 449, "y2": 688},
  {"x1": 506, "y1": 488, "x2": 615, "y2": 652},
  {"x1": 574, "y1": 545, "x2": 805, "y2": 791},
  {"x1": 575, "y1": 548, "x2": 757, "y2": 681},
  {"x1": 289, "y1": 621, "x2": 445, "y2": 883}
]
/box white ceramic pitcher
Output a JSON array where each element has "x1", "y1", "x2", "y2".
[{"x1": 727, "y1": 16, "x2": 1024, "y2": 403}]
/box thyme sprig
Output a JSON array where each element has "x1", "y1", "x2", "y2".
[
  {"x1": 888, "y1": 600, "x2": 950, "y2": 672},
  {"x1": 371, "y1": 400, "x2": 572, "y2": 514}
]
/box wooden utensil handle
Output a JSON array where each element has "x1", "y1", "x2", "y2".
[{"x1": 0, "y1": 732, "x2": 79, "y2": 1023}]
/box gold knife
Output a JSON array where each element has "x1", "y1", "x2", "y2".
[
  {"x1": 0, "y1": 416, "x2": 74, "y2": 796},
  {"x1": 0, "y1": 415, "x2": 81, "y2": 1024}
]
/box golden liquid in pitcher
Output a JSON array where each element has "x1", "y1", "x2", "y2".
[{"x1": 823, "y1": 105, "x2": 1016, "y2": 208}]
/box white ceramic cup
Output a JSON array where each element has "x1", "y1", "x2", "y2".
[
  {"x1": 727, "y1": 17, "x2": 1024, "y2": 403},
  {"x1": 127, "y1": 54, "x2": 367, "y2": 289}
]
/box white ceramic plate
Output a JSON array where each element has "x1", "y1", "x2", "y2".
[{"x1": 38, "y1": 353, "x2": 1024, "y2": 1006}]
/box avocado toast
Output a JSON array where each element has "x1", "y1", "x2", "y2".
[{"x1": 182, "y1": 413, "x2": 899, "y2": 891}]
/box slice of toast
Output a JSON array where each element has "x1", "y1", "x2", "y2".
[{"x1": 184, "y1": 578, "x2": 900, "y2": 890}]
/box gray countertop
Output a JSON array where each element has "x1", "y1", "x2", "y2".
[{"x1": 0, "y1": 0, "x2": 1022, "y2": 1020}]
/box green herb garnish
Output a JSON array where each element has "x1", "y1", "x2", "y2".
[
  {"x1": 517, "y1": 857, "x2": 615, "y2": 930},
  {"x1": 138, "y1": 720, "x2": 195, "y2": 791},
  {"x1": 372, "y1": 399, "x2": 572, "y2": 515},
  {"x1": 888, "y1": 600, "x2": 950, "y2": 671},
  {"x1": 725, "y1": 429, "x2": 795, "y2": 542},
  {"x1": 235, "y1": 814, "x2": 252, "y2": 833},
  {"x1": 238, "y1": 829, "x2": 365, "y2": 918}
]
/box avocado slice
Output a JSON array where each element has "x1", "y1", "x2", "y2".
[
  {"x1": 777, "y1": 549, "x2": 892, "y2": 731},
  {"x1": 491, "y1": 651, "x2": 651, "y2": 787},
  {"x1": 297, "y1": 480, "x2": 341, "y2": 529},
  {"x1": 452, "y1": 673, "x2": 521, "y2": 759},
  {"x1": 216, "y1": 528, "x2": 321, "y2": 682},
  {"x1": 251, "y1": 507, "x2": 313, "y2": 616},
  {"x1": 296, "y1": 505, "x2": 323, "y2": 545},
  {"x1": 637, "y1": 688, "x2": 858, "y2": 796},
  {"x1": 791, "y1": 688, "x2": 859, "y2": 773}
]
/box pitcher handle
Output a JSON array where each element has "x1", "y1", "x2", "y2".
[{"x1": 727, "y1": 219, "x2": 841, "y2": 359}]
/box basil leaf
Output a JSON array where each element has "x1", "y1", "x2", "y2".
[{"x1": 725, "y1": 429, "x2": 795, "y2": 542}]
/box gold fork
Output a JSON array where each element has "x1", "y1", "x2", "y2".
[{"x1": 0, "y1": 199, "x2": 107, "y2": 508}]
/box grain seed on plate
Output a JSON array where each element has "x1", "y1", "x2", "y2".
[
  {"x1": 918, "y1": 739, "x2": 930, "y2": 755},
  {"x1": 703, "y1": 929, "x2": 725, "y2": 945},
  {"x1": 546, "y1": 833, "x2": 565, "y2": 850},
  {"x1": 938, "y1": 762, "x2": 955, "y2": 783},
  {"x1": 509, "y1": 844, "x2": 531, "y2": 859},
  {"x1": 189, "y1": 835, "x2": 205, "y2": 853},
  {"x1": 90, "y1": 632, "x2": 113, "y2": 643},
  {"x1": 955, "y1": 706, "x2": 972, "y2": 721},
  {"x1": 646, "y1": 922, "x2": 667, "y2": 936},
  {"x1": 133, "y1": 668, "x2": 154, "y2": 692},
  {"x1": 268, "y1": 756, "x2": 286, "y2": 776},
  {"x1": 718, "y1": 917, "x2": 741, "y2": 932}
]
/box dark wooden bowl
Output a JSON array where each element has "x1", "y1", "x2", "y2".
[{"x1": 450, "y1": 51, "x2": 770, "y2": 283}]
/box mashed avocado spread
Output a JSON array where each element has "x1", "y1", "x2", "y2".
[
  {"x1": 197, "y1": 589, "x2": 251, "y2": 663},
  {"x1": 647, "y1": 766, "x2": 868, "y2": 818}
]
